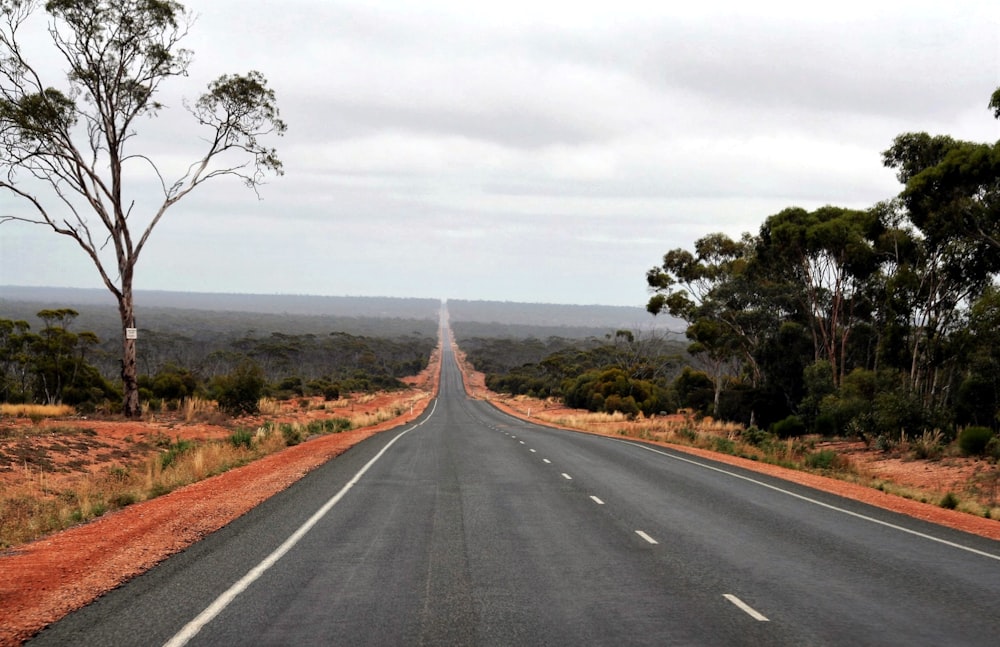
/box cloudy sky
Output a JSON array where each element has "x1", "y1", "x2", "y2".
[{"x1": 2, "y1": 0, "x2": 998, "y2": 306}]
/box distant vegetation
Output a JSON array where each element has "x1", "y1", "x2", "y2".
[
  {"x1": 0, "y1": 296, "x2": 439, "y2": 414},
  {"x1": 455, "y1": 329, "x2": 689, "y2": 417}
]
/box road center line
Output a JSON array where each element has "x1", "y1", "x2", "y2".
[
  {"x1": 635, "y1": 530, "x2": 658, "y2": 544},
  {"x1": 723, "y1": 594, "x2": 769, "y2": 621},
  {"x1": 543, "y1": 459, "x2": 551, "y2": 464},
  {"x1": 615, "y1": 439, "x2": 1000, "y2": 562},
  {"x1": 561, "y1": 472, "x2": 573, "y2": 480},
  {"x1": 529, "y1": 449, "x2": 536, "y2": 453},
  {"x1": 163, "y1": 401, "x2": 438, "y2": 647},
  {"x1": 590, "y1": 495, "x2": 605, "y2": 505}
]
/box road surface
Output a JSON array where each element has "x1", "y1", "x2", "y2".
[{"x1": 29, "y1": 328, "x2": 1000, "y2": 646}]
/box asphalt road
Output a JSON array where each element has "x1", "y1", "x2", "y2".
[{"x1": 29, "y1": 335, "x2": 1000, "y2": 646}]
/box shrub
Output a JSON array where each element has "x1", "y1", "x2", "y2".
[
  {"x1": 713, "y1": 437, "x2": 736, "y2": 454},
  {"x1": 229, "y1": 428, "x2": 255, "y2": 450},
  {"x1": 771, "y1": 415, "x2": 806, "y2": 439},
  {"x1": 214, "y1": 361, "x2": 266, "y2": 416},
  {"x1": 988, "y1": 436, "x2": 1000, "y2": 461},
  {"x1": 326, "y1": 417, "x2": 351, "y2": 433},
  {"x1": 160, "y1": 438, "x2": 194, "y2": 469},
  {"x1": 280, "y1": 423, "x2": 303, "y2": 446},
  {"x1": 804, "y1": 449, "x2": 840, "y2": 470},
  {"x1": 741, "y1": 426, "x2": 773, "y2": 447},
  {"x1": 939, "y1": 492, "x2": 959, "y2": 509},
  {"x1": 957, "y1": 426, "x2": 995, "y2": 457}
]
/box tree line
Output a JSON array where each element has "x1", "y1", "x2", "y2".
[
  {"x1": 0, "y1": 308, "x2": 437, "y2": 413},
  {"x1": 643, "y1": 89, "x2": 1000, "y2": 439}
]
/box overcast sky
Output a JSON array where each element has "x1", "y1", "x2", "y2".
[{"x1": 2, "y1": 0, "x2": 999, "y2": 306}]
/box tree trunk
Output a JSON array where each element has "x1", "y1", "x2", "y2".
[{"x1": 118, "y1": 291, "x2": 140, "y2": 418}]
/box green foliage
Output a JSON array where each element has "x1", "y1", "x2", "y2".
[
  {"x1": 741, "y1": 426, "x2": 774, "y2": 447},
  {"x1": 564, "y1": 367, "x2": 671, "y2": 417},
  {"x1": 465, "y1": 332, "x2": 682, "y2": 413},
  {"x1": 280, "y1": 423, "x2": 303, "y2": 446},
  {"x1": 160, "y1": 438, "x2": 194, "y2": 469},
  {"x1": 804, "y1": 449, "x2": 841, "y2": 470},
  {"x1": 213, "y1": 361, "x2": 265, "y2": 416},
  {"x1": 148, "y1": 364, "x2": 199, "y2": 401},
  {"x1": 957, "y1": 426, "x2": 995, "y2": 457},
  {"x1": 771, "y1": 415, "x2": 806, "y2": 439},
  {"x1": 326, "y1": 417, "x2": 351, "y2": 433},
  {"x1": 229, "y1": 428, "x2": 255, "y2": 450},
  {"x1": 0, "y1": 311, "x2": 114, "y2": 408},
  {"x1": 671, "y1": 367, "x2": 714, "y2": 415},
  {"x1": 939, "y1": 492, "x2": 959, "y2": 510}
]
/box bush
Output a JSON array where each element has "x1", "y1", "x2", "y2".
[
  {"x1": 326, "y1": 417, "x2": 351, "y2": 433},
  {"x1": 804, "y1": 449, "x2": 841, "y2": 470},
  {"x1": 741, "y1": 426, "x2": 773, "y2": 447},
  {"x1": 280, "y1": 423, "x2": 303, "y2": 446},
  {"x1": 214, "y1": 361, "x2": 265, "y2": 416},
  {"x1": 160, "y1": 438, "x2": 193, "y2": 469},
  {"x1": 939, "y1": 492, "x2": 959, "y2": 509},
  {"x1": 229, "y1": 428, "x2": 255, "y2": 450},
  {"x1": 771, "y1": 415, "x2": 806, "y2": 439},
  {"x1": 957, "y1": 426, "x2": 995, "y2": 457}
]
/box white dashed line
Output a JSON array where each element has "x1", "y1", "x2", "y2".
[
  {"x1": 723, "y1": 594, "x2": 769, "y2": 621},
  {"x1": 543, "y1": 459, "x2": 551, "y2": 464},
  {"x1": 590, "y1": 496, "x2": 605, "y2": 505},
  {"x1": 519, "y1": 440, "x2": 525, "y2": 445},
  {"x1": 635, "y1": 530, "x2": 658, "y2": 545},
  {"x1": 561, "y1": 473, "x2": 572, "y2": 480},
  {"x1": 529, "y1": 449, "x2": 536, "y2": 453}
]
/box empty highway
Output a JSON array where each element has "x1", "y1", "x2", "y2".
[{"x1": 29, "y1": 329, "x2": 1000, "y2": 646}]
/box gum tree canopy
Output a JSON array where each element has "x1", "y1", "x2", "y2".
[{"x1": 0, "y1": 0, "x2": 286, "y2": 416}]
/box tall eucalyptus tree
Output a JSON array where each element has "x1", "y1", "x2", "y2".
[{"x1": 0, "y1": 0, "x2": 285, "y2": 416}]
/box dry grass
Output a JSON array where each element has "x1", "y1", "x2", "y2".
[
  {"x1": 2, "y1": 419, "x2": 329, "y2": 549},
  {"x1": 180, "y1": 396, "x2": 226, "y2": 425},
  {"x1": 257, "y1": 397, "x2": 283, "y2": 416},
  {"x1": 0, "y1": 403, "x2": 75, "y2": 420}
]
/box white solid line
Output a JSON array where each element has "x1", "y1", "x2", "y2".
[
  {"x1": 590, "y1": 496, "x2": 605, "y2": 505},
  {"x1": 635, "y1": 530, "x2": 658, "y2": 545},
  {"x1": 162, "y1": 401, "x2": 438, "y2": 647},
  {"x1": 561, "y1": 472, "x2": 573, "y2": 480},
  {"x1": 615, "y1": 439, "x2": 1000, "y2": 562},
  {"x1": 724, "y1": 594, "x2": 769, "y2": 621},
  {"x1": 543, "y1": 459, "x2": 551, "y2": 464}
]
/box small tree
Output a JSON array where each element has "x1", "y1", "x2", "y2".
[
  {"x1": 0, "y1": 1, "x2": 286, "y2": 417},
  {"x1": 214, "y1": 360, "x2": 265, "y2": 417}
]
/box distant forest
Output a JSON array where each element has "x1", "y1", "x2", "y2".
[{"x1": 0, "y1": 288, "x2": 676, "y2": 412}]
